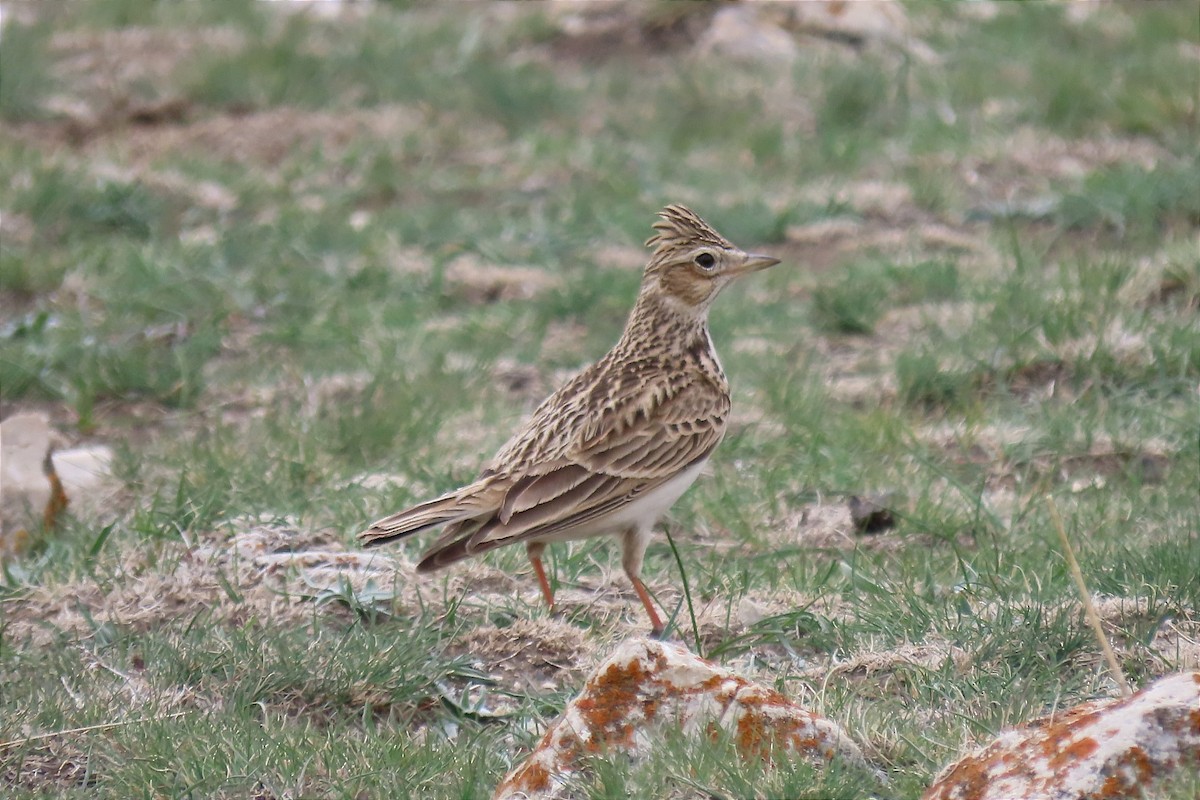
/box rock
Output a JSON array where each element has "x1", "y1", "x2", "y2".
[
  {"x1": 493, "y1": 638, "x2": 871, "y2": 799},
  {"x1": 1, "y1": 413, "x2": 68, "y2": 557},
  {"x1": 777, "y1": 0, "x2": 937, "y2": 62},
  {"x1": 1, "y1": 412, "x2": 115, "y2": 558},
  {"x1": 783, "y1": 0, "x2": 910, "y2": 45},
  {"x1": 924, "y1": 671, "x2": 1200, "y2": 800},
  {"x1": 53, "y1": 444, "x2": 115, "y2": 500},
  {"x1": 695, "y1": 5, "x2": 800, "y2": 65}
]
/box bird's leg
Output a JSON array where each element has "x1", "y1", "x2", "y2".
[
  {"x1": 621, "y1": 526, "x2": 665, "y2": 637},
  {"x1": 630, "y1": 575, "x2": 665, "y2": 638},
  {"x1": 526, "y1": 542, "x2": 556, "y2": 611}
]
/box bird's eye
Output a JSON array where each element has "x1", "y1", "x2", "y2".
[{"x1": 694, "y1": 252, "x2": 716, "y2": 270}]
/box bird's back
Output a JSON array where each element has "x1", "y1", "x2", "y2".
[{"x1": 484, "y1": 314, "x2": 730, "y2": 480}]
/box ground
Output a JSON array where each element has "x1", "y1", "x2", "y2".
[{"x1": 0, "y1": 1, "x2": 1197, "y2": 798}]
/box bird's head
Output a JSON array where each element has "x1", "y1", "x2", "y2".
[{"x1": 641, "y1": 204, "x2": 781, "y2": 312}]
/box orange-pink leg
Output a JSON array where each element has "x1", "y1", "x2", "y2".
[
  {"x1": 527, "y1": 543, "x2": 555, "y2": 610},
  {"x1": 630, "y1": 574, "x2": 665, "y2": 638},
  {"x1": 622, "y1": 526, "x2": 666, "y2": 637}
]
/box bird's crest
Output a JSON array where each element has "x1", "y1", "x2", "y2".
[{"x1": 645, "y1": 204, "x2": 734, "y2": 253}]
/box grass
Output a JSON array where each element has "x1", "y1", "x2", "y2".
[
  {"x1": 0, "y1": 18, "x2": 55, "y2": 122},
  {"x1": 2, "y1": 1, "x2": 1198, "y2": 797}
]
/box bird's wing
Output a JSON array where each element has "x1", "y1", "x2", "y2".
[
  {"x1": 497, "y1": 376, "x2": 727, "y2": 518},
  {"x1": 359, "y1": 482, "x2": 505, "y2": 547},
  {"x1": 416, "y1": 370, "x2": 729, "y2": 568}
]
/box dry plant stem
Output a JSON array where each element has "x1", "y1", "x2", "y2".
[
  {"x1": 0, "y1": 712, "x2": 188, "y2": 751},
  {"x1": 1047, "y1": 495, "x2": 1132, "y2": 697}
]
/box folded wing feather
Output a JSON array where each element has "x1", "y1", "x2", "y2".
[{"x1": 363, "y1": 371, "x2": 729, "y2": 570}]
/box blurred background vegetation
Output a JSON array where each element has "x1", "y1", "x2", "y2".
[{"x1": 1, "y1": 1, "x2": 1197, "y2": 797}]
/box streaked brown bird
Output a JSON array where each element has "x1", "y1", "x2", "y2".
[{"x1": 360, "y1": 205, "x2": 780, "y2": 635}]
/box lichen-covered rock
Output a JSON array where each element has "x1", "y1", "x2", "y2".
[
  {"x1": 493, "y1": 638, "x2": 869, "y2": 800},
  {"x1": 924, "y1": 671, "x2": 1200, "y2": 800}
]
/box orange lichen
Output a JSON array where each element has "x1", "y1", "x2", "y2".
[
  {"x1": 735, "y1": 711, "x2": 771, "y2": 759},
  {"x1": 694, "y1": 674, "x2": 731, "y2": 696},
  {"x1": 730, "y1": 698, "x2": 829, "y2": 764},
  {"x1": 508, "y1": 759, "x2": 552, "y2": 794},
  {"x1": 1116, "y1": 744, "x2": 1155, "y2": 784},
  {"x1": 1046, "y1": 734, "x2": 1100, "y2": 771},
  {"x1": 1034, "y1": 705, "x2": 1101, "y2": 761},
  {"x1": 574, "y1": 657, "x2": 652, "y2": 746},
  {"x1": 1097, "y1": 771, "x2": 1128, "y2": 798},
  {"x1": 789, "y1": 733, "x2": 822, "y2": 754}
]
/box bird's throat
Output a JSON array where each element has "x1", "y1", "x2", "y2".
[{"x1": 618, "y1": 289, "x2": 712, "y2": 359}]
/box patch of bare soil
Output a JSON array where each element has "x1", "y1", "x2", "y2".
[
  {"x1": 447, "y1": 618, "x2": 589, "y2": 697},
  {"x1": 2, "y1": 511, "x2": 708, "y2": 694},
  {"x1": 538, "y1": 320, "x2": 595, "y2": 367},
  {"x1": 833, "y1": 295, "x2": 1163, "y2": 414},
  {"x1": 0, "y1": 210, "x2": 35, "y2": 252},
  {"x1": 773, "y1": 501, "x2": 858, "y2": 551},
  {"x1": 1031, "y1": 317, "x2": 1156, "y2": 374},
  {"x1": 1150, "y1": 617, "x2": 1200, "y2": 673},
  {"x1": 1070, "y1": 599, "x2": 1200, "y2": 683},
  {"x1": 118, "y1": 104, "x2": 430, "y2": 168},
  {"x1": 963, "y1": 595, "x2": 1199, "y2": 674},
  {"x1": 781, "y1": 214, "x2": 999, "y2": 282},
  {"x1": 14, "y1": 26, "x2": 245, "y2": 147},
  {"x1": 923, "y1": 421, "x2": 1174, "y2": 494},
  {"x1": 799, "y1": 639, "x2": 973, "y2": 698},
  {"x1": 1, "y1": 742, "x2": 92, "y2": 792},
  {"x1": 541, "y1": 2, "x2": 714, "y2": 63},
  {"x1": 976, "y1": 127, "x2": 1169, "y2": 182},
  {"x1": 588, "y1": 244, "x2": 648, "y2": 274},
  {"x1": 442, "y1": 555, "x2": 827, "y2": 672},
  {"x1": 1121, "y1": 250, "x2": 1200, "y2": 312},
  {"x1": 2, "y1": 517, "x2": 400, "y2": 649},
  {"x1": 17, "y1": 96, "x2": 437, "y2": 183},
  {"x1": 918, "y1": 421, "x2": 1032, "y2": 486},
  {"x1": 805, "y1": 337, "x2": 896, "y2": 408},
  {"x1": 949, "y1": 126, "x2": 1173, "y2": 212},
  {"x1": 770, "y1": 171, "x2": 1005, "y2": 280},
  {"x1": 693, "y1": 590, "x2": 854, "y2": 667},
  {"x1": 800, "y1": 301, "x2": 981, "y2": 411},
  {"x1": 443, "y1": 254, "x2": 564, "y2": 305},
  {"x1": 51, "y1": 27, "x2": 244, "y2": 94},
  {"x1": 489, "y1": 359, "x2": 549, "y2": 406},
  {"x1": 772, "y1": 496, "x2": 929, "y2": 555}
]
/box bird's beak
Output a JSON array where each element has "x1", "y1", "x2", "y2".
[{"x1": 732, "y1": 253, "x2": 782, "y2": 275}]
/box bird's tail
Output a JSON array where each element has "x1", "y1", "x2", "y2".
[{"x1": 359, "y1": 486, "x2": 487, "y2": 548}]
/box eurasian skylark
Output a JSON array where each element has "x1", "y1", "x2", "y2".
[{"x1": 360, "y1": 205, "x2": 780, "y2": 635}]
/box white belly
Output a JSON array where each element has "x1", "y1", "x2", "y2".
[{"x1": 529, "y1": 460, "x2": 707, "y2": 544}]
